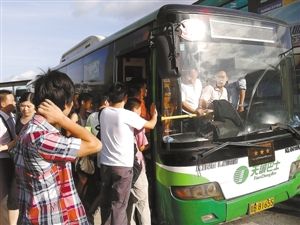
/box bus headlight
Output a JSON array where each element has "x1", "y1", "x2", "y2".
[
  {"x1": 171, "y1": 182, "x2": 224, "y2": 200},
  {"x1": 289, "y1": 160, "x2": 300, "y2": 179}
]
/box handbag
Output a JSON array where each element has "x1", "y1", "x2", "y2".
[{"x1": 76, "y1": 156, "x2": 95, "y2": 175}]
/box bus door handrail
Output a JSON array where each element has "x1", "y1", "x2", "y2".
[{"x1": 161, "y1": 110, "x2": 213, "y2": 121}]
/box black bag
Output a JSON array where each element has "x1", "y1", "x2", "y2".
[
  {"x1": 196, "y1": 100, "x2": 244, "y2": 140},
  {"x1": 210, "y1": 119, "x2": 241, "y2": 139},
  {"x1": 212, "y1": 99, "x2": 243, "y2": 128}
]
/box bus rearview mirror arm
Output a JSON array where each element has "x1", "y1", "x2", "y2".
[{"x1": 151, "y1": 23, "x2": 181, "y2": 78}]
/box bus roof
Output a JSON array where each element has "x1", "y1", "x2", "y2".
[
  {"x1": 60, "y1": 35, "x2": 105, "y2": 63},
  {"x1": 53, "y1": 4, "x2": 288, "y2": 70},
  {"x1": 53, "y1": 9, "x2": 159, "y2": 70}
]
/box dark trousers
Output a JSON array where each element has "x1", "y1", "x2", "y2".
[
  {"x1": 100, "y1": 165, "x2": 133, "y2": 225},
  {"x1": 0, "y1": 158, "x2": 18, "y2": 210}
]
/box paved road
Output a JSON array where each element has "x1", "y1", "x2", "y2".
[
  {"x1": 271, "y1": 195, "x2": 300, "y2": 217},
  {"x1": 223, "y1": 196, "x2": 300, "y2": 225},
  {"x1": 224, "y1": 211, "x2": 299, "y2": 225},
  {"x1": 94, "y1": 196, "x2": 300, "y2": 225},
  {"x1": 94, "y1": 210, "x2": 299, "y2": 225}
]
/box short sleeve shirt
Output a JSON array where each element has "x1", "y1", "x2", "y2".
[
  {"x1": 134, "y1": 128, "x2": 148, "y2": 150},
  {"x1": 86, "y1": 111, "x2": 100, "y2": 136},
  {"x1": 181, "y1": 79, "x2": 202, "y2": 112},
  {"x1": 99, "y1": 107, "x2": 147, "y2": 167},
  {"x1": 10, "y1": 114, "x2": 88, "y2": 225},
  {"x1": 201, "y1": 85, "x2": 228, "y2": 108}
]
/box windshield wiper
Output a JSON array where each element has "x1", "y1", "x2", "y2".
[
  {"x1": 199, "y1": 123, "x2": 300, "y2": 160},
  {"x1": 270, "y1": 123, "x2": 300, "y2": 139},
  {"x1": 242, "y1": 123, "x2": 300, "y2": 142},
  {"x1": 199, "y1": 141, "x2": 268, "y2": 159}
]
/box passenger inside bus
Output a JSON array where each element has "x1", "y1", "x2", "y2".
[
  {"x1": 226, "y1": 76, "x2": 247, "y2": 112},
  {"x1": 199, "y1": 70, "x2": 228, "y2": 110},
  {"x1": 196, "y1": 78, "x2": 244, "y2": 139},
  {"x1": 127, "y1": 77, "x2": 150, "y2": 120},
  {"x1": 181, "y1": 68, "x2": 203, "y2": 115}
]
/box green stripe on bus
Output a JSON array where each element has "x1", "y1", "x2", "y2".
[{"x1": 156, "y1": 164, "x2": 209, "y2": 186}]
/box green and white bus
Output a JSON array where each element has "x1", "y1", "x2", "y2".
[{"x1": 53, "y1": 4, "x2": 300, "y2": 225}]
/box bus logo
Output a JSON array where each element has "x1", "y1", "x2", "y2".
[{"x1": 234, "y1": 166, "x2": 249, "y2": 184}]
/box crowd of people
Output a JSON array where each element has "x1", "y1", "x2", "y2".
[
  {"x1": 0, "y1": 70, "x2": 156, "y2": 225},
  {"x1": 0, "y1": 67, "x2": 245, "y2": 225}
]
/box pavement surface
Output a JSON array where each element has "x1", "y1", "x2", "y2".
[
  {"x1": 224, "y1": 210, "x2": 299, "y2": 225},
  {"x1": 93, "y1": 196, "x2": 300, "y2": 225}
]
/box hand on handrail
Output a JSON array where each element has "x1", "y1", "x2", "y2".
[{"x1": 161, "y1": 109, "x2": 213, "y2": 121}]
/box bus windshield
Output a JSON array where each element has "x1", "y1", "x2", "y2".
[{"x1": 161, "y1": 15, "x2": 297, "y2": 143}]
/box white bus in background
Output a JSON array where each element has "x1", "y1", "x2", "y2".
[{"x1": 0, "y1": 79, "x2": 31, "y2": 101}]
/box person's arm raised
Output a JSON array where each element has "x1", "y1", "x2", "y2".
[
  {"x1": 38, "y1": 99, "x2": 102, "y2": 157},
  {"x1": 144, "y1": 103, "x2": 157, "y2": 129}
]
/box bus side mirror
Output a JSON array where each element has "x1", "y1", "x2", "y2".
[{"x1": 155, "y1": 35, "x2": 179, "y2": 78}]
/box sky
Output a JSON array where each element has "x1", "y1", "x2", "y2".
[{"x1": 0, "y1": 0, "x2": 195, "y2": 82}]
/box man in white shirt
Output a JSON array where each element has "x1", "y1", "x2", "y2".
[
  {"x1": 0, "y1": 90, "x2": 19, "y2": 225},
  {"x1": 99, "y1": 83, "x2": 157, "y2": 225},
  {"x1": 181, "y1": 68, "x2": 202, "y2": 114},
  {"x1": 200, "y1": 70, "x2": 229, "y2": 109}
]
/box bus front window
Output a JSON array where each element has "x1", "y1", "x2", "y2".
[{"x1": 161, "y1": 16, "x2": 296, "y2": 144}]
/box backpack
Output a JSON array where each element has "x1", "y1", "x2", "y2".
[{"x1": 96, "y1": 108, "x2": 105, "y2": 140}]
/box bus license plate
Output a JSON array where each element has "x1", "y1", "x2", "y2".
[{"x1": 249, "y1": 198, "x2": 274, "y2": 215}]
